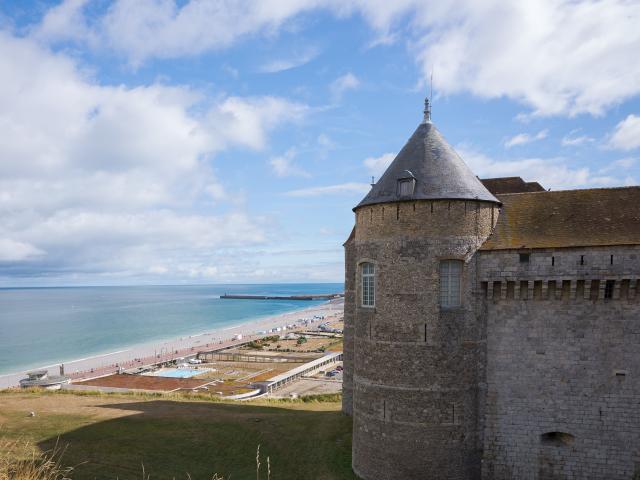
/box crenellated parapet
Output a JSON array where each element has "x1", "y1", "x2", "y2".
[{"x1": 477, "y1": 246, "x2": 640, "y2": 302}]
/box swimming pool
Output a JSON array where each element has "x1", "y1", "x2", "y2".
[{"x1": 154, "y1": 368, "x2": 211, "y2": 379}]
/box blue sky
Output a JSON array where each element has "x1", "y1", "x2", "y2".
[{"x1": 0, "y1": 0, "x2": 639, "y2": 286}]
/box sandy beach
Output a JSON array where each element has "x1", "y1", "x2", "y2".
[{"x1": 0, "y1": 298, "x2": 344, "y2": 389}]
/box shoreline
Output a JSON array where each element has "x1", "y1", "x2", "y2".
[{"x1": 0, "y1": 298, "x2": 344, "y2": 389}]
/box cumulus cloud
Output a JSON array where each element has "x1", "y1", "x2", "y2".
[
  {"x1": 609, "y1": 114, "x2": 640, "y2": 151},
  {"x1": 31, "y1": 0, "x2": 97, "y2": 45},
  {"x1": 285, "y1": 182, "x2": 370, "y2": 197},
  {"x1": 0, "y1": 32, "x2": 304, "y2": 282},
  {"x1": 407, "y1": 0, "x2": 640, "y2": 116},
  {"x1": 504, "y1": 129, "x2": 548, "y2": 148},
  {"x1": 457, "y1": 145, "x2": 628, "y2": 190},
  {"x1": 363, "y1": 152, "x2": 396, "y2": 177},
  {"x1": 32, "y1": 0, "x2": 640, "y2": 116},
  {"x1": 269, "y1": 148, "x2": 310, "y2": 177},
  {"x1": 330, "y1": 72, "x2": 361, "y2": 101}
]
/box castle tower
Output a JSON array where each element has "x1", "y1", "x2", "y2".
[{"x1": 344, "y1": 100, "x2": 501, "y2": 479}]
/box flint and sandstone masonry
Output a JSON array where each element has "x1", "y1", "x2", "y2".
[{"x1": 342, "y1": 101, "x2": 640, "y2": 480}]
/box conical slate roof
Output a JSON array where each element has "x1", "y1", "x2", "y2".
[{"x1": 355, "y1": 114, "x2": 500, "y2": 210}]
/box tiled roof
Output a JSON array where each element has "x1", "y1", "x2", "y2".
[
  {"x1": 481, "y1": 187, "x2": 640, "y2": 250},
  {"x1": 355, "y1": 121, "x2": 499, "y2": 209},
  {"x1": 481, "y1": 176, "x2": 545, "y2": 194}
]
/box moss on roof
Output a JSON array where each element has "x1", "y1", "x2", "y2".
[{"x1": 481, "y1": 186, "x2": 640, "y2": 250}]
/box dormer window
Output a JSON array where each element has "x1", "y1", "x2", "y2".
[{"x1": 397, "y1": 177, "x2": 416, "y2": 197}]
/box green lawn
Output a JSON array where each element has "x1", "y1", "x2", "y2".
[{"x1": 0, "y1": 391, "x2": 356, "y2": 480}]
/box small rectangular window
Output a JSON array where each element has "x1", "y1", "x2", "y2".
[
  {"x1": 440, "y1": 260, "x2": 462, "y2": 308},
  {"x1": 519, "y1": 253, "x2": 530, "y2": 263},
  {"x1": 604, "y1": 280, "x2": 614, "y2": 299},
  {"x1": 580, "y1": 255, "x2": 584, "y2": 265},
  {"x1": 361, "y1": 263, "x2": 375, "y2": 307}
]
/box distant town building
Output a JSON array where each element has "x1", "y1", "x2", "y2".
[{"x1": 342, "y1": 99, "x2": 640, "y2": 479}]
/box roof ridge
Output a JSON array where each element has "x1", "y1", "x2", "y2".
[{"x1": 496, "y1": 185, "x2": 640, "y2": 196}]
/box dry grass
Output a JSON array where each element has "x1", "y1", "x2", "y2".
[
  {"x1": 0, "y1": 438, "x2": 73, "y2": 480},
  {"x1": 0, "y1": 390, "x2": 353, "y2": 479},
  {"x1": 0, "y1": 439, "x2": 277, "y2": 480}
]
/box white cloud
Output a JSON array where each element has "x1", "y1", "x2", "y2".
[
  {"x1": 561, "y1": 129, "x2": 595, "y2": 147},
  {"x1": 363, "y1": 152, "x2": 395, "y2": 177},
  {"x1": 0, "y1": 239, "x2": 45, "y2": 262},
  {"x1": 259, "y1": 46, "x2": 319, "y2": 73},
  {"x1": 330, "y1": 72, "x2": 360, "y2": 101},
  {"x1": 0, "y1": 32, "x2": 303, "y2": 281},
  {"x1": 33, "y1": 1, "x2": 640, "y2": 116},
  {"x1": 408, "y1": 1, "x2": 640, "y2": 116},
  {"x1": 269, "y1": 148, "x2": 310, "y2": 177},
  {"x1": 599, "y1": 157, "x2": 637, "y2": 174},
  {"x1": 609, "y1": 114, "x2": 640, "y2": 151},
  {"x1": 285, "y1": 182, "x2": 370, "y2": 197},
  {"x1": 31, "y1": 0, "x2": 97, "y2": 45},
  {"x1": 504, "y1": 129, "x2": 548, "y2": 148},
  {"x1": 317, "y1": 133, "x2": 335, "y2": 149},
  {"x1": 615, "y1": 158, "x2": 637, "y2": 169},
  {"x1": 457, "y1": 145, "x2": 623, "y2": 190},
  {"x1": 99, "y1": 0, "x2": 326, "y2": 66}
]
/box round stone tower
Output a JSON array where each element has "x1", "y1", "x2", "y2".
[{"x1": 348, "y1": 100, "x2": 501, "y2": 479}]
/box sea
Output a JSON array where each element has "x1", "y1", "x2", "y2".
[{"x1": 0, "y1": 283, "x2": 343, "y2": 376}]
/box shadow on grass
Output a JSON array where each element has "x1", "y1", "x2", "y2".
[{"x1": 37, "y1": 399, "x2": 356, "y2": 480}]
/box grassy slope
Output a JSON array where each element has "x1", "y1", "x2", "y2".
[{"x1": 0, "y1": 391, "x2": 355, "y2": 480}]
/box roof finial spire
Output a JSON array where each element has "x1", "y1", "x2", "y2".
[
  {"x1": 423, "y1": 97, "x2": 432, "y2": 124},
  {"x1": 422, "y1": 70, "x2": 433, "y2": 124}
]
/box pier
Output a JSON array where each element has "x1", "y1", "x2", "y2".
[{"x1": 220, "y1": 293, "x2": 343, "y2": 301}]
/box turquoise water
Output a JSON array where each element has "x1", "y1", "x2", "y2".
[{"x1": 0, "y1": 283, "x2": 342, "y2": 375}]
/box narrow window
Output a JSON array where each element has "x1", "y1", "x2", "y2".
[
  {"x1": 604, "y1": 280, "x2": 614, "y2": 299},
  {"x1": 551, "y1": 256, "x2": 555, "y2": 266},
  {"x1": 576, "y1": 280, "x2": 585, "y2": 298},
  {"x1": 493, "y1": 281, "x2": 502, "y2": 300},
  {"x1": 520, "y1": 281, "x2": 529, "y2": 300},
  {"x1": 361, "y1": 263, "x2": 375, "y2": 307},
  {"x1": 580, "y1": 255, "x2": 584, "y2": 265},
  {"x1": 519, "y1": 253, "x2": 530, "y2": 263},
  {"x1": 440, "y1": 260, "x2": 463, "y2": 308},
  {"x1": 590, "y1": 279, "x2": 600, "y2": 300},
  {"x1": 506, "y1": 281, "x2": 515, "y2": 299},
  {"x1": 533, "y1": 281, "x2": 543, "y2": 299},
  {"x1": 620, "y1": 279, "x2": 630, "y2": 299},
  {"x1": 610, "y1": 254, "x2": 614, "y2": 265}
]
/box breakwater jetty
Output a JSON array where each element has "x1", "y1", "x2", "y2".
[{"x1": 220, "y1": 293, "x2": 343, "y2": 301}]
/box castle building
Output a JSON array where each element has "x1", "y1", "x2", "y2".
[{"x1": 342, "y1": 100, "x2": 640, "y2": 480}]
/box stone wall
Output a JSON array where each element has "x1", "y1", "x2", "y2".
[
  {"x1": 478, "y1": 246, "x2": 640, "y2": 480},
  {"x1": 349, "y1": 199, "x2": 498, "y2": 480},
  {"x1": 342, "y1": 232, "x2": 355, "y2": 416}
]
